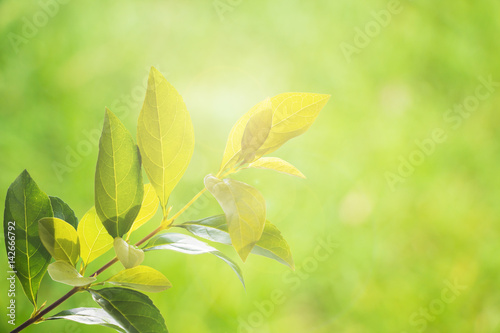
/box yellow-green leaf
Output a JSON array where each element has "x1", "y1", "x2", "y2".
[
  {"x1": 204, "y1": 175, "x2": 266, "y2": 261},
  {"x1": 114, "y1": 237, "x2": 144, "y2": 269},
  {"x1": 126, "y1": 184, "x2": 160, "y2": 238},
  {"x1": 137, "y1": 67, "x2": 195, "y2": 211},
  {"x1": 249, "y1": 157, "x2": 305, "y2": 178},
  {"x1": 240, "y1": 98, "x2": 273, "y2": 163},
  {"x1": 48, "y1": 261, "x2": 96, "y2": 287},
  {"x1": 78, "y1": 207, "x2": 113, "y2": 266},
  {"x1": 106, "y1": 266, "x2": 172, "y2": 293},
  {"x1": 256, "y1": 93, "x2": 330, "y2": 155},
  {"x1": 95, "y1": 108, "x2": 144, "y2": 238},
  {"x1": 39, "y1": 217, "x2": 80, "y2": 266}
]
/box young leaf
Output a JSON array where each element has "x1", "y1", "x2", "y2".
[
  {"x1": 39, "y1": 217, "x2": 80, "y2": 266},
  {"x1": 137, "y1": 67, "x2": 195, "y2": 211},
  {"x1": 144, "y1": 233, "x2": 244, "y2": 287},
  {"x1": 47, "y1": 307, "x2": 126, "y2": 333},
  {"x1": 50, "y1": 196, "x2": 78, "y2": 229},
  {"x1": 3, "y1": 170, "x2": 53, "y2": 306},
  {"x1": 249, "y1": 157, "x2": 305, "y2": 178},
  {"x1": 181, "y1": 215, "x2": 294, "y2": 269},
  {"x1": 114, "y1": 237, "x2": 144, "y2": 269},
  {"x1": 126, "y1": 184, "x2": 160, "y2": 238},
  {"x1": 204, "y1": 174, "x2": 266, "y2": 261},
  {"x1": 219, "y1": 98, "x2": 271, "y2": 172},
  {"x1": 95, "y1": 108, "x2": 144, "y2": 238},
  {"x1": 89, "y1": 287, "x2": 168, "y2": 333},
  {"x1": 78, "y1": 207, "x2": 113, "y2": 266},
  {"x1": 48, "y1": 261, "x2": 96, "y2": 286},
  {"x1": 106, "y1": 265, "x2": 172, "y2": 293},
  {"x1": 255, "y1": 93, "x2": 330, "y2": 156},
  {"x1": 239, "y1": 98, "x2": 273, "y2": 163}
]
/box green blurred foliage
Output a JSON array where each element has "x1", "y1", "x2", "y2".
[{"x1": 1, "y1": 0, "x2": 499, "y2": 332}]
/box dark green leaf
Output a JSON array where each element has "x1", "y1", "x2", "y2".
[
  {"x1": 50, "y1": 196, "x2": 78, "y2": 229},
  {"x1": 144, "y1": 233, "x2": 244, "y2": 287},
  {"x1": 47, "y1": 307, "x2": 127, "y2": 333},
  {"x1": 90, "y1": 287, "x2": 168, "y2": 333},
  {"x1": 180, "y1": 215, "x2": 294, "y2": 269},
  {"x1": 3, "y1": 170, "x2": 53, "y2": 307}
]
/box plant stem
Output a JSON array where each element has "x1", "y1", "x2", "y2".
[{"x1": 11, "y1": 186, "x2": 208, "y2": 333}]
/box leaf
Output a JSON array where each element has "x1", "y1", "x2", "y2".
[
  {"x1": 106, "y1": 265, "x2": 172, "y2": 293},
  {"x1": 249, "y1": 157, "x2": 305, "y2": 178},
  {"x1": 95, "y1": 108, "x2": 144, "y2": 238},
  {"x1": 38, "y1": 217, "x2": 80, "y2": 266},
  {"x1": 90, "y1": 287, "x2": 168, "y2": 333},
  {"x1": 3, "y1": 170, "x2": 53, "y2": 306},
  {"x1": 50, "y1": 196, "x2": 78, "y2": 229},
  {"x1": 239, "y1": 98, "x2": 273, "y2": 163},
  {"x1": 144, "y1": 233, "x2": 244, "y2": 287},
  {"x1": 114, "y1": 237, "x2": 144, "y2": 269},
  {"x1": 255, "y1": 93, "x2": 330, "y2": 156},
  {"x1": 204, "y1": 174, "x2": 266, "y2": 261},
  {"x1": 48, "y1": 261, "x2": 96, "y2": 286},
  {"x1": 181, "y1": 215, "x2": 294, "y2": 269},
  {"x1": 47, "y1": 307, "x2": 127, "y2": 333},
  {"x1": 137, "y1": 67, "x2": 195, "y2": 211},
  {"x1": 127, "y1": 184, "x2": 160, "y2": 238},
  {"x1": 78, "y1": 207, "x2": 114, "y2": 266}
]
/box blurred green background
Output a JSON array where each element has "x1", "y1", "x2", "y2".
[{"x1": 1, "y1": 0, "x2": 499, "y2": 332}]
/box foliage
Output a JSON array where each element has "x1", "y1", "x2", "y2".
[{"x1": 2, "y1": 67, "x2": 329, "y2": 332}]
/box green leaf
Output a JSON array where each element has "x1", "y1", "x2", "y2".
[
  {"x1": 95, "y1": 108, "x2": 144, "y2": 238},
  {"x1": 144, "y1": 233, "x2": 244, "y2": 287},
  {"x1": 204, "y1": 175, "x2": 266, "y2": 261},
  {"x1": 256, "y1": 93, "x2": 330, "y2": 156},
  {"x1": 137, "y1": 67, "x2": 195, "y2": 211},
  {"x1": 38, "y1": 217, "x2": 80, "y2": 266},
  {"x1": 3, "y1": 170, "x2": 53, "y2": 306},
  {"x1": 181, "y1": 215, "x2": 294, "y2": 269},
  {"x1": 106, "y1": 265, "x2": 172, "y2": 293},
  {"x1": 78, "y1": 207, "x2": 113, "y2": 267},
  {"x1": 127, "y1": 184, "x2": 160, "y2": 238},
  {"x1": 239, "y1": 98, "x2": 273, "y2": 163},
  {"x1": 90, "y1": 287, "x2": 168, "y2": 333},
  {"x1": 114, "y1": 237, "x2": 144, "y2": 269},
  {"x1": 48, "y1": 307, "x2": 126, "y2": 332},
  {"x1": 249, "y1": 157, "x2": 305, "y2": 178},
  {"x1": 48, "y1": 261, "x2": 96, "y2": 286},
  {"x1": 50, "y1": 196, "x2": 78, "y2": 229},
  {"x1": 47, "y1": 307, "x2": 127, "y2": 333}
]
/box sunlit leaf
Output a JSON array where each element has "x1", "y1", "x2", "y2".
[
  {"x1": 127, "y1": 184, "x2": 160, "y2": 238},
  {"x1": 95, "y1": 108, "x2": 144, "y2": 238},
  {"x1": 78, "y1": 207, "x2": 113, "y2": 266},
  {"x1": 204, "y1": 175, "x2": 266, "y2": 261},
  {"x1": 181, "y1": 215, "x2": 294, "y2": 269},
  {"x1": 48, "y1": 261, "x2": 96, "y2": 287},
  {"x1": 249, "y1": 157, "x2": 305, "y2": 178},
  {"x1": 47, "y1": 307, "x2": 126, "y2": 333},
  {"x1": 144, "y1": 233, "x2": 244, "y2": 287},
  {"x1": 89, "y1": 287, "x2": 168, "y2": 333},
  {"x1": 50, "y1": 196, "x2": 78, "y2": 229},
  {"x1": 240, "y1": 98, "x2": 273, "y2": 163},
  {"x1": 39, "y1": 217, "x2": 80, "y2": 266},
  {"x1": 106, "y1": 265, "x2": 172, "y2": 293},
  {"x1": 114, "y1": 237, "x2": 144, "y2": 269},
  {"x1": 137, "y1": 67, "x2": 195, "y2": 211},
  {"x1": 3, "y1": 170, "x2": 53, "y2": 306}
]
